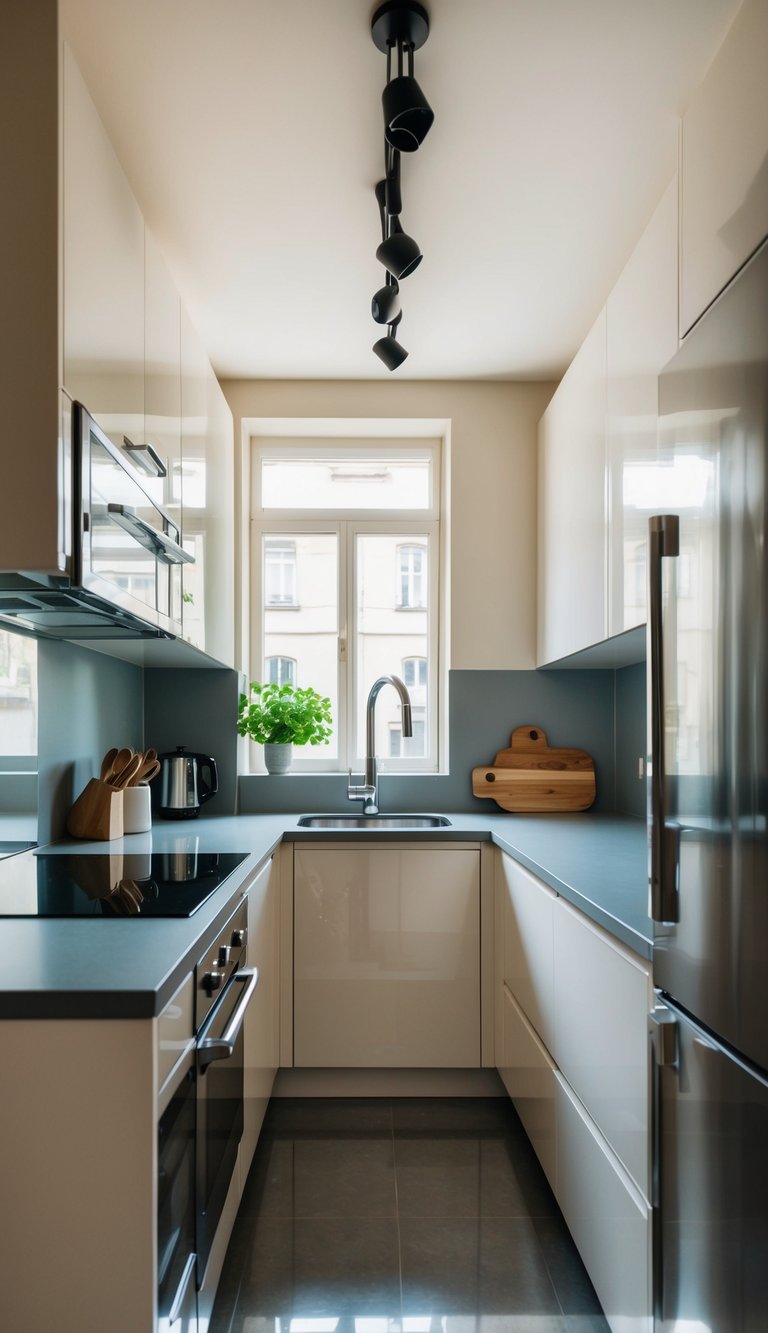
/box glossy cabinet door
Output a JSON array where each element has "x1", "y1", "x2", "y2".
[
  {"x1": 498, "y1": 851, "x2": 555, "y2": 1051},
  {"x1": 241, "y1": 855, "x2": 279, "y2": 1179},
  {"x1": 293, "y1": 846, "x2": 481, "y2": 1068},
  {"x1": 62, "y1": 43, "x2": 144, "y2": 450},
  {"x1": 538, "y1": 308, "x2": 607, "y2": 665},
  {"x1": 680, "y1": 0, "x2": 768, "y2": 336},
  {"x1": 606, "y1": 176, "x2": 678, "y2": 636},
  {"x1": 179, "y1": 307, "x2": 235, "y2": 665},
  {"x1": 553, "y1": 900, "x2": 652, "y2": 1199},
  {"x1": 144, "y1": 229, "x2": 181, "y2": 512},
  {"x1": 498, "y1": 981, "x2": 557, "y2": 1191},
  {"x1": 555, "y1": 1073, "x2": 651, "y2": 1333}
]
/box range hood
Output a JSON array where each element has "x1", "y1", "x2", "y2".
[{"x1": 0, "y1": 578, "x2": 173, "y2": 641}]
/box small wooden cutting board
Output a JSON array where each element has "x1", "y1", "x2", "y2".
[{"x1": 472, "y1": 725, "x2": 596, "y2": 812}]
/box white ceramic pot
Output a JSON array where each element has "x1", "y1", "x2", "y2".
[
  {"x1": 123, "y1": 783, "x2": 152, "y2": 834},
  {"x1": 264, "y1": 743, "x2": 293, "y2": 775}
]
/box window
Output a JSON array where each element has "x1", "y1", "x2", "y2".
[
  {"x1": 397, "y1": 544, "x2": 426, "y2": 608},
  {"x1": 266, "y1": 655, "x2": 296, "y2": 686},
  {"x1": 252, "y1": 438, "x2": 441, "y2": 772},
  {"x1": 265, "y1": 539, "x2": 297, "y2": 606},
  {"x1": 402, "y1": 656, "x2": 427, "y2": 688}
]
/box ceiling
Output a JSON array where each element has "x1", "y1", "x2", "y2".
[{"x1": 61, "y1": 0, "x2": 741, "y2": 382}]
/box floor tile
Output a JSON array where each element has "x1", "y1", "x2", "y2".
[
  {"x1": 395, "y1": 1135, "x2": 556, "y2": 1219},
  {"x1": 229, "y1": 1216, "x2": 402, "y2": 1322},
  {"x1": 263, "y1": 1096, "x2": 394, "y2": 1136},
  {"x1": 532, "y1": 1216, "x2": 609, "y2": 1324},
  {"x1": 399, "y1": 1216, "x2": 562, "y2": 1316},
  {"x1": 392, "y1": 1097, "x2": 514, "y2": 1136},
  {"x1": 240, "y1": 1133, "x2": 397, "y2": 1219}
]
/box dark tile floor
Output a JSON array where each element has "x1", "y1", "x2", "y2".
[{"x1": 210, "y1": 1097, "x2": 611, "y2": 1333}]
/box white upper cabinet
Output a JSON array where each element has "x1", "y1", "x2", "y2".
[
  {"x1": 538, "y1": 308, "x2": 607, "y2": 665},
  {"x1": 180, "y1": 308, "x2": 235, "y2": 666},
  {"x1": 62, "y1": 43, "x2": 144, "y2": 449},
  {"x1": 680, "y1": 0, "x2": 768, "y2": 336},
  {"x1": 606, "y1": 176, "x2": 679, "y2": 636},
  {"x1": 144, "y1": 229, "x2": 181, "y2": 515}
]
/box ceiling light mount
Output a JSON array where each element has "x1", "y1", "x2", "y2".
[{"x1": 370, "y1": 1, "x2": 430, "y2": 54}]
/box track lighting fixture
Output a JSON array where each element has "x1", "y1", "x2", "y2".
[
  {"x1": 373, "y1": 313, "x2": 408, "y2": 371},
  {"x1": 369, "y1": 1, "x2": 433, "y2": 369}
]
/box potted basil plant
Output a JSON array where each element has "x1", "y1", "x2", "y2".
[{"x1": 237, "y1": 681, "x2": 333, "y2": 774}]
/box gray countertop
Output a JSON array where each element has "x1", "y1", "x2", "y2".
[{"x1": 0, "y1": 810, "x2": 650, "y2": 1020}]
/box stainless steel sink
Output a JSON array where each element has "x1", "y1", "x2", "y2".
[{"x1": 297, "y1": 813, "x2": 452, "y2": 829}]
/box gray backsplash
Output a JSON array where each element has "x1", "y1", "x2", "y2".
[
  {"x1": 37, "y1": 640, "x2": 144, "y2": 843},
  {"x1": 28, "y1": 649, "x2": 646, "y2": 841},
  {"x1": 239, "y1": 666, "x2": 648, "y2": 817}
]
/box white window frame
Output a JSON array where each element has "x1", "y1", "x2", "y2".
[{"x1": 250, "y1": 441, "x2": 441, "y2": 775}]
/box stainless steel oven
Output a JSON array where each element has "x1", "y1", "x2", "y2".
[
  {"x1": 157, "y1": 1053, "x2": 197, "y2": 1332},
  {"x1": 195, "y1": 898, "x2": 258, "y2": 1283}
]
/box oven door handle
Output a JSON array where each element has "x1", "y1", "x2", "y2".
[{"x1": 197, "y1": 968, "x2": 259, "y2": 1070}]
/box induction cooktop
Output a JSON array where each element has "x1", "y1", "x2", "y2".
[{"x1": 0, "y1": 851, "x2": 250, "y2": 918}]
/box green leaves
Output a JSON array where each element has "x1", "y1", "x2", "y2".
[{"x1": 236, "y1": 681, "x2": 333, "y2": 747}]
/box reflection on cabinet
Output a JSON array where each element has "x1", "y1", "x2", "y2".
[
  {"x1": 293, "y1": 845, "x2": 481, "y2": 1068},
  {"x1": 180, "y1": 308, "x2": 235, "y2": 666},
  {"x1": 606, "y1": 177, "x2": 678, "y2": 636},
  {"x1": 241, "y1": 853, "x2": 280, "y2": 1178},
  {"x1": 63, "y1": 42, "x2": 144, "y2": 450},
  {"x1": 494, "y1": 850, "x2": 652, "y2": 1333},
  {"x1": 680, "y1": 0, "x2": 768, "y2": 337},
  {"x1": 538, "y1": 309, "x2": 607, "y2": 665}
]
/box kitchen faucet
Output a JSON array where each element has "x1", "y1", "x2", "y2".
[{"x1": 347, "y1": 674, "x2": 413, "y2": 815}]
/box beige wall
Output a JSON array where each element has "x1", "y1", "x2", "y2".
[{"x1": 223, "y1": 379, "x2": 555, "y2": 671}]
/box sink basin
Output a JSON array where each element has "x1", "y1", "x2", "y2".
[{"x1": 297, "y1": 813, "x2": 452, "y2": 829}]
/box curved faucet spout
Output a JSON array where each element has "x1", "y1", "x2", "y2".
[{"x1": 347, "y1": 674, "x2": 413, "y2": 815}]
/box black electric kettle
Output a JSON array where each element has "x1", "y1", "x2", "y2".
[{"x1": 153, "y1": 746, "x2": 218, "y2": 820}]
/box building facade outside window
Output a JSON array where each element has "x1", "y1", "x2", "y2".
[
  {"x1": 264, "y1": 539, "x2": 298, "y2": 606},
  {"x1": 397, "y1": 544, "x2": 426, "y2": 608},
  {"x1": 251, "y1": 439, "x2": 441, "y2": 772},
  {"x1": 266, "y1": 655, "x2": 296, "y2": 686}
]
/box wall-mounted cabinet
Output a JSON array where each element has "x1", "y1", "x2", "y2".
[
  {"x1": 680, "y1": 0, "x2": 768, "y2": 337},
  {"x1": 605, "y1": 176, "x2": 678, "y2": 637},
  {"x1": 537, "y1": 309, "x2": 607, "y2": 666},
  {"x1": 63, "y1": 42, "x2": 145, "y2": 453}
]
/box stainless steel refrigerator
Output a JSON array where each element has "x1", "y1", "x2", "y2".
[{"x1": 648, "y1": 238, "x2": 768, "y2": 1331}]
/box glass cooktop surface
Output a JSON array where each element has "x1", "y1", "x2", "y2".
[{"x1": 0, "y1": 851, "x2": 250, "y2": 918}]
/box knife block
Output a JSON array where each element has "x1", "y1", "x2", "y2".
[{"x1": 67, "y1": 779, "x2": 124, "y2": 841}]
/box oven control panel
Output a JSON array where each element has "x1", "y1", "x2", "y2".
[{"x1": 195, "y1": 898, "x2": 248, "y2": 1029}]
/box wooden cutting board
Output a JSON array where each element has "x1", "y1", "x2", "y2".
[{"x1": 472, "y1": 725, "x2": 596, "y2": 812}]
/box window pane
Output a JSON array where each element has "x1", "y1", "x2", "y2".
[
  {"x1": 355, "y1": 534, "x2": 429, "y2": 760},
  {"x1": 0, "y1": 629, "x2": 38, "y2": 757},
  {"x1": 262, "y1": 456, "x2": 431, "y2": 511},
  {"x1": 263, "y1": 533, "x2": 338, "y2": 761}
]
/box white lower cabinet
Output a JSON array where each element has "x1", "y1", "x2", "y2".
[
  {"x1": 498, "y1": 980, "x2": 557, "y2": 1191},
  {"x1": 495, "y1": 850, "x2": 651, "y2": 1333},
  {"x1": 555, "y1": 1074, "x2": 651, "y2": 1333},
  {"x1": 293, "y1": 845, "x2": 481, "y2": 1068},
  {"x1": 241, "y1": 853, "x2": 280, "y2": 1179}
]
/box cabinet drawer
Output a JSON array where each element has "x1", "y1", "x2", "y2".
[
  {"x1": 555, "y1": 1074, "x2": 651, "y2": 1333},
  {"x1": 498, "y1": 853, "x2": 555, "y2": 1051},
  {"x1": 553, "y1": 901, "x2": 651, "y2": 1198},
  {"x1": 499, "y1": 982, "x2": 556, "y2": 1191}
]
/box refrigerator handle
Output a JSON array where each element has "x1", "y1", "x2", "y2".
[
  {"x1": 649, "y1": 514, "x2": 680, "y2": 924},
  {"x1": 649, "y1": 1000, "x2": 678, "y2": 1329}
]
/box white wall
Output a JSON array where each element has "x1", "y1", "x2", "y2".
[{"x1": 223, "y1": 379, "x2": 555, "y2": 671}]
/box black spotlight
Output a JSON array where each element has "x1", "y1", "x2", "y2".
[
  {"x1": 382, "y1": 75, "x2": 434, "y2": 152},
  {"x1": 372, "y1": 276, "x2": 401, "y2": 324},
  {"x1": 376, "y1": 218, "x2": 422, "y2": 280},
  {"x1": 373, "y1": 318, "x2": 408, "y2": 371}
]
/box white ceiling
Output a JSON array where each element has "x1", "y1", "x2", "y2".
[{"x1": 61, "y1": 0, "x2": 740, "y2": 382}]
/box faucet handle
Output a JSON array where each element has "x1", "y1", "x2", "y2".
[{"x1": 347, "y1": 769, "x2": 376, "y2": 803}]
